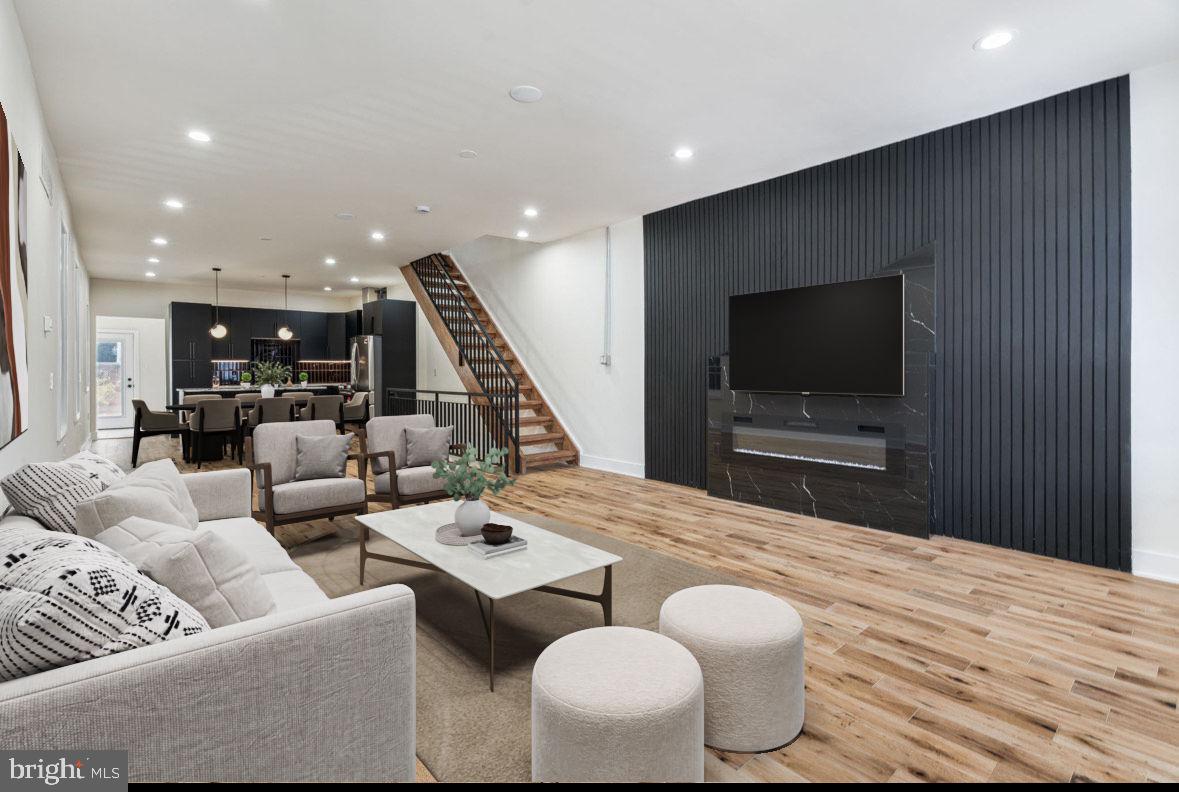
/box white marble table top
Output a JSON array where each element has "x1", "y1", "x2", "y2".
[{"x1": 357, "y1": 500, "x2": 621, "y2": 600}]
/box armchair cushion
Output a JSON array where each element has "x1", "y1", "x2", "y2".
[
  {"x1": 75, "y1": 460, "x2": 199, "y2": 538},
  {"x1": 294, "y1": 433, "x2": 353, "y2": 481},
  {"x1": 95, "y1": 517, "x2": 277, "y2": 629},
  {"x1": 375, "y1": 466, "x2": 445, "y2": 497},
  {"x1": 405, "y1": 425, "x2": 453, "y2": 467},
  {"x1": 252, "y1": 421, "x2": 337, "y2": 487},
  {"x1": 267, "y1": 478, "x2": 366, "y2": 515},
  {"x1": 365, "y1": 414, "x2": 435, "y2": 474}
]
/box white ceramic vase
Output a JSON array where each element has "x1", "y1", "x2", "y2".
[
  {"x1": 455, "y1": 498, "x2": 490, "y2": 537},
  {"x1": 260, "y1": 384, "x2": 276, "y2": 399}
]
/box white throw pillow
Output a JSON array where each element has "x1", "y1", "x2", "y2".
[
  {"x1": 0, "y1": 518, "x2": 209, "y2": 682},
  {"x1": 96, "y1": 517, "x2": 277, "y2": 628},
  {"x1": 0, "y1": 451, "x2": 126, "y2": 534},
  {"x1": 75, "y1": 459, "x2": 199, "y2": 538}
]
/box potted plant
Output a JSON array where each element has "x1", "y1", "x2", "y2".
[
  {"x1": 298, "y1": 371, "x2": 310, "y2": 384},
  {"x1": 239, "y1": 370, "x2": 253, "y2": 386},
  {"x1": 251, "y1": 360, "x2": 291, "y2": 399},
  {"x1": 432, "y1": 446, "x2": 515, "y2": 536}
]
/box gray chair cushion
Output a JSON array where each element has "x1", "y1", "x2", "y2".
[
  {"x1": 294, "y1": 433, "x2": 353, "y2": 481},
  {"x1": 365, "y1": 415, "x2": 435, "y2": 474},
  {"x1": 302, "y1": 395, "x2": 343, "y2": 423},
  {"x1": 95, "y1": 517, "x2": 277, "y2": 629},
  {"x1": 252, "y1": 420, "x2": 338, "y2": 487},
  {"x1": 342, "y1": 392, "x2": 369, "y2": 421},
  {"x1": 404, "y1": 425, "x2": 452, "y2": 467},
  {"x1": 188, "y1": 398, "x2": 240, "y2": 432},
  {"x1": 74, "y1": 459, "x2": 200, "y2": 538},
  {"x1": 249, "y1": 397, "x2": 295, "y2": 426},
  {"x1": 134, "y1": 400, "x2": 180, "y2": 431},
  {"x1": 268, "y1": 478, "x2": 366, "y2": 515},
  {"x1": 375, "y1": 466, "x2": 445, "y2": 497}
]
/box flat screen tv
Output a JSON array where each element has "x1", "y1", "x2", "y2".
[{"x1": 728, "y1": 274, "x2": 905, "y2": 396}]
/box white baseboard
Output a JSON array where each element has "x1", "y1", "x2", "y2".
[
  {"x1": 1133, "y1": 549, "x2": 1179, "y2": 584},
  {"x1": 580, "y1": 454, "x2": 645, "y2": 479}
]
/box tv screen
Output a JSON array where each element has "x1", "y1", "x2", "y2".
[{"x1": 728, "y1": 274, "x2": 905, "y2": 396}]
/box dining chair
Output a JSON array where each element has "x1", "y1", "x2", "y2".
[
  {"x1": 131, "y1": 399, "x2": 183, "y2": 468},
  {"x1": 187, "y1": 398, "x2": 244, "y2": 469},
  {"x1": 299, "y1": 395, "x2": 345, "y2": 432}
]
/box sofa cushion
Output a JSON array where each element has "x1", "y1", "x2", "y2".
[
  {"x1": 74, "y1": 460, "x2": 199, "y2": 538},
  {"x1": 253, "y1": 421, "x2": 337, "y2": 487},
  {"x1": 0, "y1": 518, "x2": 208, "y2": 681},
  {"x1": 0, "y1": 451, "x2": 125, "y2": 533},
  {"x1": 294, "y1": 433, "x2": 353, "y2": 481},
  {"x1": 365, "y1": 415, "x2": 435, "y2": 474},
  {"x1": 374, "y1": 466, "x2": 445, "y2": 497},
  {"x1": 260, "y1": 569, "x2": 330, "y2": 611},
  {"x1": 199, "y1": 517, "x2": 299, "y2": 575},
  {"x1": 405, "y1": 425, "x2": 452, "y2": 468},
  {"x1": 95, "y1": 517, "x2": 277, "y2": 629},
  {"x1": 268, "y1": 478, "x2": 365, "y2": 515}
]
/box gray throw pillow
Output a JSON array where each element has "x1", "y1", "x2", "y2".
[
  {"x1": 73, "y1": 459, "x2": 199, "y2": 538},
  {"x1": 96, "y1": 517, "x2": 277, "y2": 629},
  {"x1": 294, "y1": 433, "x2": 354, "y2": 481},
  {"x1": 405, "y1": 425, "x2": 453, "y2": 467}
]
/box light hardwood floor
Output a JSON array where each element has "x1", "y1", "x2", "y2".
[{"x1": 105, "y1": 436, "x2": 1179, "y2": 783}]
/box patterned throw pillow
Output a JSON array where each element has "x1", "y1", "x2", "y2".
[
  {"x1": 0, "y1": 451, "x2": 126, "y2": 533},
  {"x1": 0, "y1": 517, "x2": 209, "y2": 682}
]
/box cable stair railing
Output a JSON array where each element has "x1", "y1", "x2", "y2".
[{"x1": 409, "y1": 254, "x2": 522, "y2": 474}]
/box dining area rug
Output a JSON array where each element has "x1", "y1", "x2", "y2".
[{"x1": 289, "y1": 512, "x2": 742, "y2": 783}]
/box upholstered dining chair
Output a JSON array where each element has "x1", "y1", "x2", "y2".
[
  {"x1": 187, "y1": 398, "x2": 244, "y2": 469},
  {"x1": 299, "y1": 395, "x2": 345, "y2": 432},
  {"x1": 342, "y1": 392, "x2": 370, "y2": 433},
  {"x1": 285, "y1": 391, "x2": 313, "y2": 410},
  {"x1": 131, "y1": 399, "x2": 183, "y2": 468},
  {"x1": 249, "y1": 420, "x2": 367, "y2": 535},
  {"x1": 247, "y1": 397, "x2": 296, "y2": 428},
  {"x1": 179, "y1": 393, "x2": 219, "y2": 424}
]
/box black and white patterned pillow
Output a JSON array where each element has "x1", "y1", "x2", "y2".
[
  {"x1": 0, "y1": 452, "x2": 125, "y2": 533},
  {"x1": 0, "y1": 517, "x2": 209, "y2": 681}
]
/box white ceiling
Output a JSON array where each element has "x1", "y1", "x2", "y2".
[{"x1": 14, "y1": 0, "x2": 1179, "y2": 295}]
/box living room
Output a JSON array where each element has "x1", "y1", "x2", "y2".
[{"x1": 1, "y1": 0, "x2": 1177, "y2": 784}]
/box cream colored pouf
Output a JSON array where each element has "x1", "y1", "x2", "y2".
[
  {"x1": 659, "y1": 584, "x2": 805, "y2": 752},
  {"x1": 531, "y1": 626, "x2": 704, "y2": 783}
]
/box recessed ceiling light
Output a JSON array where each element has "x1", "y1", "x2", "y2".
[
  {"x1": 349, "y1": 276, "x2": 360, "y2": 284},
  {"x1": 147, "y1": 257, "x2": 160, "y2": 264},
  {"x1": 516, "y1": 229, "x2": 530, "y2": 239},
  {"x1": 260, "y1": 236, "x2": 273, "y2": 242},
  {"x1": 187, "y1": 129, "x2": 211, "y2": 143},
  {"x1": 459, "y1": 149, "x2": 478, "y2": 159},
  {"x1": 145, "y1": 271, "x2": 157, "y2": 278},
  {"x1": 370, "y1": 231, "x2": 385, "y2": 241},
  {"x1": 509, "y1": 85, "x2": 543, "y2": 103},
  {"x1": 523, "y1": 207, "x2": 539, "y2": 218},
  {"x1": 151, "y1": 237, "x2": 168, "y2": 246},
  {"x1": 674, "y1": 147, "x2": 694, "y2": 160},
  {"x1": 323, "y1": 286, "x2": 333, "y2": 292},
  {"x1": 324, "y1": 257, "x2": 336, "y2": 265},
  {"x1": 335, "y1": 212, "x2": 354, "y2": 221},
  {"x1": 973, "y1": 30, "x2": 1015, "y2": 51},
  {"x1": 416, "y1": 205, "x2": 431, "y2": 214},
  {"x1": 163, "y1": 198, "x2": 185, "y2": 210}
]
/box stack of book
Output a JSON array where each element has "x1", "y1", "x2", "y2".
[{"x1": 468, "y1": 536, "x2": 528, "y2": 559}]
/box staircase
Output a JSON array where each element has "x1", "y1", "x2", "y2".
[{"x1": 402, "y1": 253, "x2": 579, "y2": 473}]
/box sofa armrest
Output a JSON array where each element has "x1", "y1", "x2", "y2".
[
  {"x1": 182, "y1": 468, "x2": 253, "y2": 521},
  {"x1": 0, "y1": 585, "x2": 417, "y2": 782}
]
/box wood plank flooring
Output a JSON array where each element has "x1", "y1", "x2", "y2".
[{"x1": 101, "y1": 436, "x2": 1179, "y2": 783}]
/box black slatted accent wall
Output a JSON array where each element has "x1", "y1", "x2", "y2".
[{"x1": 644, "y1": 77, "x2": 1131, "y2": 570}]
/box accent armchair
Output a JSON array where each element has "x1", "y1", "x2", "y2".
[
  {"x1": 131, "y1": 399, "x2": 183, "y2": 468},
  {"x1": 250, "y1": 420, "x2": 367, "y2": 535},
  {"x1": 361, "y1": 415, "x2": 464, "y2": 509}
]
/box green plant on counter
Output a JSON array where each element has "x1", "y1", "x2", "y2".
[
  {"x1": 251, "y1": 360, "x2": 291, "y2": 387},
  {"x1": 239, "y1": 371, "x2": 253, "y2": 383},
  {"x1": 431, "y1": 446, "x2": 514, "y2": 501},
  {"x1": 298, "y1": 371, "x2": 309, "y2": 383}
]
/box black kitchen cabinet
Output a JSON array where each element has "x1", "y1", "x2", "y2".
[
  {"x1": 251, "y1": 308, "x2": 279, "y2": 340},
  {"x1": 171, "y1": 302, "x2": 212, "y2": 362},
  {"x1": 210, "y1": 306, "x2": 237, "y2": 359},
  {"x1": 326, "y1": 313, "x2": 347, "y2": 358},
  {"x1": 171, "y1": 360, "x2": 209, "y2": 391},
  {"x1": 345, "y1": 309, "x2": 361, "y2": 342},
  {"x1": 297, "y1": 311, "x2": 328, "y2": 359}
]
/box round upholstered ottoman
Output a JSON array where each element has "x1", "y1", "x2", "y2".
[
  {"x1": 531, "y1": 626, "x2": 704, "y2": 783},
  {"x1": 659, "y1": 584, "x2": 805, "y2": 752}
]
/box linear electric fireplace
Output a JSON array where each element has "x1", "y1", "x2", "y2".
[{"x1": 731, "y1": 419, "x2": 889, "y2": 471}]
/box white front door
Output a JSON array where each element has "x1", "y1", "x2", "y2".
[{"x1": 96, "y1": 331, "x2": 137, "y2": 430}]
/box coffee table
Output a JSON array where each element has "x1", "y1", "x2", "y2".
[{"x1": 356, "y1": 501, "x2": 622, "y2": 691}]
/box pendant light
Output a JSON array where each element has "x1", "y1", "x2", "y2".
[
  {"x1": 208, "y1": 267, "x2": 228, "y2": 339},
  {"x1": 277, "y1": 274, "x2": 294, "y2": 340}
]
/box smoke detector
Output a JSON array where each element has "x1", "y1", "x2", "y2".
[{"x1": 416, "y1": 205, "x2": 431, "y2": 214}]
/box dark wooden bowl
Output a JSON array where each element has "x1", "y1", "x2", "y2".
[{"x1": 481, "y1": 523, "x2": 513, "y2": 545}]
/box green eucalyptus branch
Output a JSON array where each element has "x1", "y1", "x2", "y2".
[{"x1": 431, "y1": 446, "x2": 515, "y2": 502}]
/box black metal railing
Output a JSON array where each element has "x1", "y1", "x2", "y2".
[
  {"x1": 409, "y1": 254, "x2": 520, "y2": 472},
  {"x1": 385, "y1": 388, "x2": 519, "y2": 475}
]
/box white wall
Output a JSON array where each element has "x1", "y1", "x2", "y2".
[
  {"x1": 1130, "y1": 59, "x2": 1179, "y2": 583},
  {"x1": 0, "y1": 0, "x2": 91, "y2": 485},
  {"x1": 95, "y1": 315, "x2": 167, "y2": 415},
  {"x1": 450, "y1": 218, "x2": 644, "y2": 476}
]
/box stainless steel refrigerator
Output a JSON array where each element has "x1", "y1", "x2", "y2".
[{"x1": 349, "y1": 335, "x2": 383, "y2": 416}]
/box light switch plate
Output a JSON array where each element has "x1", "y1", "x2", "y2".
[{"x1": 43, "y1": 315, "x2": 53, "y2": 334}]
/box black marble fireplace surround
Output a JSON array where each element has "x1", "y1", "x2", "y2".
[{"x1": 707, "y1": 247, "x2": 935, "y2": 538}]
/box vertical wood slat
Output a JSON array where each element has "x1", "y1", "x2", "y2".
[{"x1": 642, "y1": 77, "x2": 1131, "y2": 571}]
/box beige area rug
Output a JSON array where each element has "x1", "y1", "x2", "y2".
[{"x1": 288, "y1": 513, "x2": 741, "y2": 783}]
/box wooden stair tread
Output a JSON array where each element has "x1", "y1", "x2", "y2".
[
  {"x1": 518, "y1": 431, "x2": 565, "y2": 445},
  {"x1": 522, "y1": 449, "x2": 578, "y2": 466},
  {"x1": 518, "y1": 415, "x2": 553, "y2": 426}
]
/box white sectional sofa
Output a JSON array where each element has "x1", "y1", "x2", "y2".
[{"x1": 0, "y1": 468, "x2": 417, "y2": 783}]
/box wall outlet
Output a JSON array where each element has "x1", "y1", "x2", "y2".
[{"x1": 599, "y1": 354, "x2": 612, "y2": 366}]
